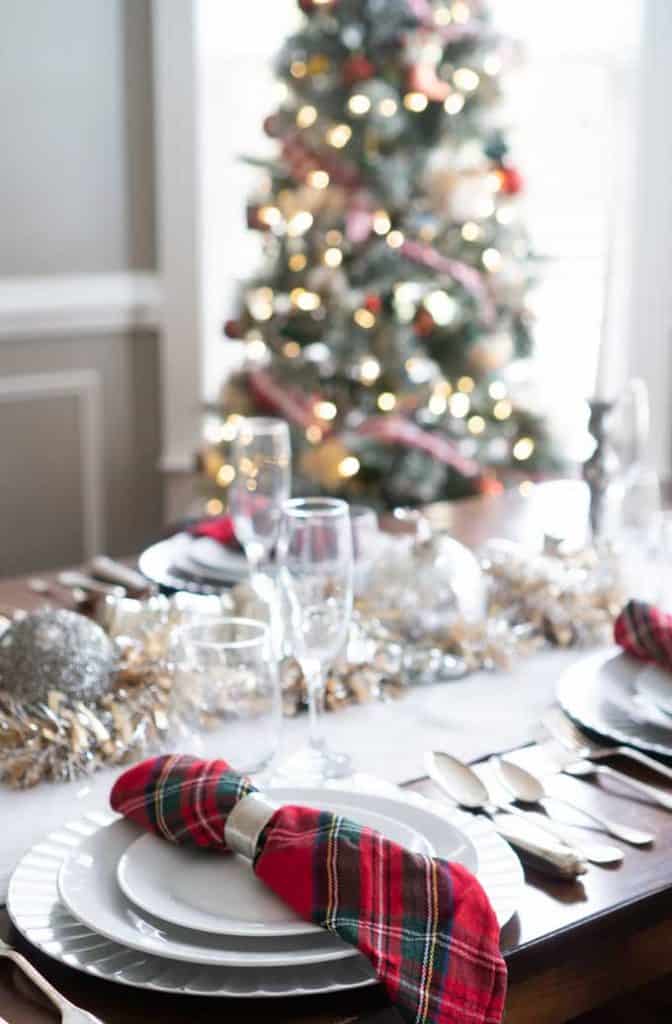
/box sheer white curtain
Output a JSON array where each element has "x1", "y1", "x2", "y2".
[
  {"x1": 196, "y1": 0, "x2": 297, "y2": 401},
  {"x1": 493, "y1": 0, "x2": 643, "y2": 410}
]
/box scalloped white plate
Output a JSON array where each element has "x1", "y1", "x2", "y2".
[
  {"x1": 557, "y1": 650, "x2": 672, "y2": 757},
  {"x1": 8, "y1": 786, "x2": 522, "y2": 997}
]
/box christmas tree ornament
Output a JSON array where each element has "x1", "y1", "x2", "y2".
[
  {"x1": 263, "y1": 113, "x2": 283, "y2": 139},
  {"x1": 298, "y1": 0, "x2": 337, "y2": 12},
  {"x1": 497, "y1": 164, "x2": 524, "y2": 195},
  {"x1": 300, "y1": 436, "x2": 354, "y2": 489},
  {"x1": 468, "y1": 332, "x2": 514, "y2": 373},
  {"x1": 343, "y1": 54, "x2": 375, "y2": 84},
  {"x1": 224, "y1": 319, "x2": 243, "y2": 339},
  {"x1": 405, "y1": 28, "x2": 453, "y2": 101},
  {"x1": 414, "y1": 308, "x2": 435, "y2": 336},
  {"x1": 364, "y1": 517, "x2": 486, "y2": 636},
  {"x1": 0, "y1": 610, "x2": 118, "y2": 705}
]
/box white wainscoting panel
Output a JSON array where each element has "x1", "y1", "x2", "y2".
[{"x1": 0, "y1": 370, "x2": 105, "y2": 558}]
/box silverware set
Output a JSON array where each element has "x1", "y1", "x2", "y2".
[
  {"x1": 426, "y1": 705, "x2": 672, "y2": 880},
  {"x1": 27, "y1": 558, "x2": 153, "y2": 609},
  {"x1": 0, "y1": 938, "x2": 102, "y2": 1023}
]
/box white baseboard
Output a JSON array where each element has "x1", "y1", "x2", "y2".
[{"x1": 0, "y1": 272, "x2": 162, "y2": 339}]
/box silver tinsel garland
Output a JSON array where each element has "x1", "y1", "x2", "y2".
[{"x1": 0, "y1": 536, "x2": 624, "y2": 788}]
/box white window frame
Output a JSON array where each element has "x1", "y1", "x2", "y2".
[{"x1": 151, "y1": 0, "x2": 672, "y2": 481}]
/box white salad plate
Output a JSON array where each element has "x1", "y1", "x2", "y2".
[
  {"x1": 186, "y1": 536, "x2": 250, "y2": 581},
  {"x1": 8, "y1": 786, "x2": 522, "y2": 997},
  {"x1": 58, "y1": 819, "x2": 355, "y2": 967},
  {"x1": 116, "y1": 789, "x2": 438, "y2": 938},
  {"x1": 557, "y1": 650, "x2": 672, "y2": 757},
  {"x1": 634, "y1": 663, "x2": 672, "y2": 717}
]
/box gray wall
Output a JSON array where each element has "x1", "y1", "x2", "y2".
[
  {"x1": 0, "y1": 330, "x2": 162, "y2": 575},
  {"x1": 0, "y1": 0, "x2": 162, "y2": 576},
  {"x1": 0, "y1": 0, "x2": 155, "y2": 275}
]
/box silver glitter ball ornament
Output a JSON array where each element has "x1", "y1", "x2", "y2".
[{"x1": 0, "y1": 609, "x2": 118, "y2": 704}]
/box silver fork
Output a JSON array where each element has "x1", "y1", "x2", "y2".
[
  {"x1": 0, "y1": 939, "x2": 102, "y2": 1023},
  {"x1": 544, "y1": 707, "x2": 672, "y2": 785}
]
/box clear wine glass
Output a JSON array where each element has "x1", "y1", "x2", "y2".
[
  {"x1": 350, "y1": 505, "x2": 381, "y2": 596},
  {"x1": 229, "y1": 417, "x2": 291, "y2": 575},
  {"x1": 278, "y1": 498, "x2": 354, "y2": 780}
]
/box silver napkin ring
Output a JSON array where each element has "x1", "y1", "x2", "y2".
[{"x1": 224, "y1": 793, "x2": 280, "y2": 860}]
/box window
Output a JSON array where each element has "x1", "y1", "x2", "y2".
[{"x1": 493, "y1": 1, "x2": 643, "y2": 405}]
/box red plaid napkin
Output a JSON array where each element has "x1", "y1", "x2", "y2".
[
  {"x1": 615, "y1": 599, "x2": 672, "y2": 667},
  {"x1": 111, "y1": 755, "x2": 507, "y2": 1024},
  {"x1": 190, "y1": 515, "x2": 240, "y2": 548}
]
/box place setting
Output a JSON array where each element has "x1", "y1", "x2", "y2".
[
  {"x1": 4, "y1": 422, "x2": 672, "y2": 1024},
  {"x1": 2, "y1": 413, "x2": 521, "y2": 1019}
]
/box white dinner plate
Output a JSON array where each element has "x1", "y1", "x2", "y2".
[
  {"x1": 187, "y1": 537, "x2": 250, "y2": 580},
  {"x1": 57, "y1": 819, "x2": 356, "y2": 967},
  {"x1": 557, "y1": 650, "x2": 672, "y2": 757},
  {"x1": 9, "y1": 785, "x2": 522, "y2": 997},
  {"x1": 116, "y1": 790, "x2": 440, "y2": 938},
  {"x1": 634, "y1": 663, "x2": 672, "y2": 716}
]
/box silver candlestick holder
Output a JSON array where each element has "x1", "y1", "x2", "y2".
[{"x1": 583, "y1": 399, "x2": 621, "y2": 540}]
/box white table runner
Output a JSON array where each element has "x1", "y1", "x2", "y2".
[{"x1": 0, "y1": 645, "x2": 606, "y2": 902}]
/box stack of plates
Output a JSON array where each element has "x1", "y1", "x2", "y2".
[
  {"x1": 557, "y1": 650, "x2": 672, "y2": 758},
  {"x1": 7, "y1": 785, "x2": 523, "y2": 999},
  {"x1": 138, "y1": 534, "x2": 253, "y2": 594}
]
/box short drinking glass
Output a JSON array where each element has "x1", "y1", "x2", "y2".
[{"x1": 173, "y1": 618, "x2": 281, "y2": 775}]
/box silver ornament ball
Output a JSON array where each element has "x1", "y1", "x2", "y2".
[{"x1": 0, "y1": 609, "x2": 118, "y2": 704}]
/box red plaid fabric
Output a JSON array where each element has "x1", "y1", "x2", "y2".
[
  {"x1": 614, "y1": 600, "x2": 672, "y2": 666},
  {"x1": 190, "y1": 515, "x2": 240, "y2": 548},
  {"x1": 111, "y1": 755, "x2": 507, "y2": 1024}
]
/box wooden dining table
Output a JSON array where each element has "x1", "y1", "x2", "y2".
[{"x1": 1, "y1": 480, "x2": 672, "y2": 1023}]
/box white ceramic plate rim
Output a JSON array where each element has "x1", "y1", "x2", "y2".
[
  {"x1": 557, "y1": 649, "x2": 672, "y2": 757},
  {"x1": 114, "y1": 789, "x2": 454, "y2": 938},
  {"x1": 634, "y1": 663, "x2": 672, "y2": 715},
  {"x1": 9, "y1": 811, "x2": 377, "y2": 998},
  {"x1": 8, "y1": 786, "x2": 522, "y2": 997},
  {"x1": 56, "y1": 819, "x2": 357, "y2": 968}
]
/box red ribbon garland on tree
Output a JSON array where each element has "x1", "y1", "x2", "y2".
[
  {"x1": 249, "y1": 370, "x2": 322, "y2": 431},
  {"x1": 400, "y1": 240, "x2": 496, "y2": 326},
  {"x1": 357, "y1": 415, "x2": 482, "y2": 478},
  {"x1": 281, "y1": 132, "x2": 361, "y2": 189}
]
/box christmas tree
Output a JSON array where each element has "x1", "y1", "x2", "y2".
[{"x1": 203, "y1": 0, "x2": 557, "y2": 509}]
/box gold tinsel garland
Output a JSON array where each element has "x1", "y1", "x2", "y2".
[{"x1": 0, "y1": 537, "x2": 624, "y2": 788}]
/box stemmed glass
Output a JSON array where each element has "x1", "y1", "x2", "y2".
[
  {"x1": 278, "y1": 498, "x2": 354, "y2": 780},
  {"x1": 349, "y1": 505, "x2": 380, "y2": 596},
  {"x1": 229, "y1": 417, "x2": 291, "y2": 575}
]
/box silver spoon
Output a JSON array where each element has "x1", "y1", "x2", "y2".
[
  {"x1": 561, "y1": 758, "x2": 672, "y2": 812},
  {"x1": 495, "y1": 757, "x2": 654, "y2": 847},
  {"x1": 492, "y1": 758, "x2": 623, "y2": 864},
  {"x1": 425, "y1": 751, "x2": 587, "y2": 879}
]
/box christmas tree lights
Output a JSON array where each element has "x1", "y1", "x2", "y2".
[{"x1": 203, "y1": 0, "x2": 559, "y2": 508}]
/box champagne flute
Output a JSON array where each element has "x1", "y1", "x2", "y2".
[
  {"x1": 278, "y1": 498, "x2": 353, "y2": 780},
  {"x1": 229, "y1": 417, "x2": 291, "y2": 575},
  {"x1": 350, "y1": 505, "x2": 381, "y2": 596},
  {"x1": 229, "y1": 417, "x2": 291, "y2": 657}
]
